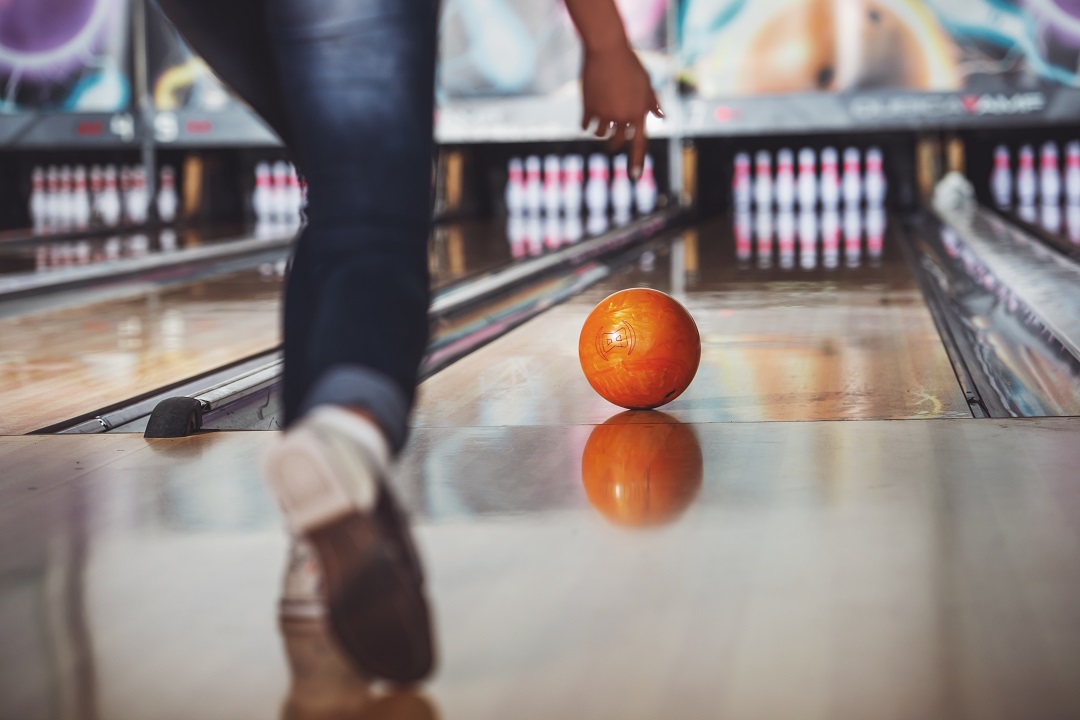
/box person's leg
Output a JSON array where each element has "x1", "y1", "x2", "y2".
[{"x1": 265, "y1": 0, "x2": 437, "y2": 452}]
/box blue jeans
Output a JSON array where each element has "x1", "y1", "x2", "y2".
[{"x1": 157, "y1": 0, "x2": 438, "y2": 452}]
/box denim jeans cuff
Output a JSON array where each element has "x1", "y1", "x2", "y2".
[{"x1": 300, "y1": 365, "x2": 409, "y2": 453}]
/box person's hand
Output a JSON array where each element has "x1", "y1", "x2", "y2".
[{"x1": 580, "y1": 44, "x2": 663, "y2": 178}]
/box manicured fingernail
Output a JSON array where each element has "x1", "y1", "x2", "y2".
[{"x1": 631, "y1": 166, "x2": 642, "y2": 180}]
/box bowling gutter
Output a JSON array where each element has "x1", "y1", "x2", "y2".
[{"x1": 42, "y1": 208, "x2": 686, "y2": 435}]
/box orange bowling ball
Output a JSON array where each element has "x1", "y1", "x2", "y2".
[
  {"x1": 578, "y1": 288, "x2": 701, "y2": 409},
  {"x1": 581, "y1": 411, "x2": 704, "y2": 527}
]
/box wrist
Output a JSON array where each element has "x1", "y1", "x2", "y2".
[{"x1": 581, "y1": 29, "x2": 631, "y2": 57}]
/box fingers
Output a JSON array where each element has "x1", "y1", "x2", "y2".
[
  {"x1": 607, "y1": 123, "x2": 628, "y2": 152},
  {"x1": 649, "y1": 90, "x2": 664, "y2": 119},
  {"x1": 593, "y1": 118, "x2": 611, "y2": 139}
]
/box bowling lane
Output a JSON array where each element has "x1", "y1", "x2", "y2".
[{"x1": 414, "y1": 210, "x2": 972, "y2": 427}]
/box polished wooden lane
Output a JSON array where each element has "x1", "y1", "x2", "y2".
[
  {"x1": 0, "y1": 268, "x2": 283, "y2": 434},
  {"x1": 415, "y1": 214, "x2": 972, "y2": 428},
  {"x1": 3, "y1": 418, "x2": 1080, "y2": 719}
]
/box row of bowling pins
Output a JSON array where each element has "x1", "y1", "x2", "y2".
[
  {"x1": 990, "y1": 141, "x2": 1080, "y2": 208},
  {"x1": 506, "y1": 210, "x2": 629, "y2": 259},
  {"x1": 735, "y1": 206, "x2": 885, "y2": 270},
  {"x1": 252, "y1": 161, "x2": 307, "y2": 226},
  {"x1": 506, "y1": 153, "x2": 658, "y2": 217},
  {"x1": 734, "y1": 147, "x2": 886, "y2": 211},
  {"x1": 29, "y1": 164, "x2": 179, "y2": 231},
  {"x1": 1017, "y1": 201, "x2": 1080, "y2": 242}
]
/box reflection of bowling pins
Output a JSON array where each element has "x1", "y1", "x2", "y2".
[
  {"x1": 587, "y1": 211, "x2": 608, "y2": 236},
  {"x1": 524, "y1": 155, "x2": 543, "y2": 214},
  {"x1": 1019, "y1": 202, "x2": 1037, "y2": 223},
  {"x1": 822, "y1": 208, "x2": 840, "y2": 269},
  {"x1": 1040, "y1": 142, "x2": 1060, "y2": 206},
  {"x1": 990, "y1": 145, "x2": 1012, "y2": 208},
  {"x1": 1066, "y1": 203, "x2": 1080, "y2": 244},
  {"x1": 820, "y1": 147, "x2": 840, "y2": 209},
  {"x1": 797, "y1": 148, "x2": 816, "y2": 211},
  {"x1": 634, "y1": 155, "x2": 658, "y2": 214},
  {"x1": 798, "y1": 209, "x2": 817, "y2": 270},
  {"x1": 585, "y1": 154, "x2": 609, "y2": 215},
  {"x1": 505, "y1": 157, "x2": 525, "y2": 213},
  {"x1": 1065, "y1": 142, "x2": 1080, "y2": 205},
  {"x1": 842, "y1": 147, "x2": 861, "y2": 207},
  {"x1": 733, "y1": 152, "x2": 751, "y2": 209},
  {"x1": 562, "y1": 211, "x2": 583, "y2": 244},
  {"x1": 1040, "y1": 203, "x2": 1062, "y2": 234},
  {"x1": 750, "y1": 207, "x2": 770, "y2": 266},
  {"x1": 561, "y1": 155, "x2": 583, "y2": 215},
  {"x1": 543, "y1": 212, "x2": 561, "y2": 250},
  {"x1": 775, "y1": 148, "x2": 795, "y2": 210},
  {"x1": 864, "y1": 147, "x2": 886, "y2": 205},
  {"x1": 735, "y1": 208, "x2": 752, "y2": 262},
  {"x1": 843, "y1": 206, "x2": 862, "y2": 267},
  {"x1": 776, "y1": 208, "x2": 795, "y2": 270},
  {"x1": 525, "y1": 212, "x2": 543, "y2": 255},
  {"x1": 507, "y1": 212, "x2": 527, "y2": 259},
  {"x1": 1017, "y1": 145, "x2": 1036, "y2": 205},
  {"x1": 543, "y1": 154, "x2": 562, "y2": 216},
  {"x1": 613, "y1": 208, "x2": 632, "y2": 227},
  {"x1": 611, "y1": 154, "x2": 633, "y2": 216},
  {"x1": 866, "y1": 206, "x2": 885, "y2": 260},
  {"x1": 754, "y1": 150, "x2": 772, "y2": 208}
]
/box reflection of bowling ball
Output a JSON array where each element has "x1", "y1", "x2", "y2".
[
  {"x1": 581, "y1": 411, "x2": 703, "y2": 527},
  {"x1": 578, "y1": 288, "x2": 701, "y2": 409}
]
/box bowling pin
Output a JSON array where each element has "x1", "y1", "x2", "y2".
[
  {"x1": 89, "y1": 166, "x2": 104, "y2": 225},
  {"x1": 1019, "y1": 202, "x2": 1037, "y2": 223},
  {"x1": 735, "y1": 207, "x2": 752, "y2": 263},
  {"x1": 1064, "y1": 141, "x2": 1080, "y2": 205},
  {"x1": 611, "y1": 154, "x2": 633, "y2": 216},
  {"x1": 753, "y1": 150, "x2": 772, "y2": 208},
  {"x1": 587, "y1": 210, "x2": 609, "y2": 236},
  {"x1": 798, "y1": 209, "x2": 817, "y2": 270},
  {"x1": 732, "y1": 152, "x2": 751, "y2": 209},
  {"x1": 561, "y1": 155, "x2": 583, "y2": 215},
  {"x1": 71, "y1": 166, "x2": 91, "y2": 229},
  {"x1": 286, "y1": 164, "x2": 303, "y2": 223},
  {"x1": 990, "y1": 145, "x2": 1012, "y2": 208},
  {"x1": 562, "y1": 210, "x2": 584, "y2": 244},
  {"x1": 507, "y1": 212, "x2": 527, "y2": 259},
  {"x1": 1016, "y1": 145, "x2": 1036, "y2": 206},
  {"x1": 505, "y1": 157, "x2": 525, "y2": 214},
  {"x1": 253, "y1": 162, "x2": 274, "y2": 224},
  {"x1": 585, "y1": 154, "x2": 609, "y2": 215},
  {"x1": 843, "y1": 205, "x2": 862, "y2": 267},
  {"x1": 100, "y1": 165, "x2": 122, "y2": 227},
  {"x1": 271, "y1": 161, "x2": 290, "y2": 221},
  {"x1": 157, "y1": 166, "x2": 179, "y2": 224},
  {"x1": 820, "y1": 147, "x2": 840, "y2": 209},
  {"x1": 525, "y1": 212, "x2": 543, "y2": 255},
  {"x1": 634, "y1": 154, "x2": 658, "y2": 214},
  {"x1": 523, "y1": 155, "x2": 543, "y2": 214},
  {"x1": 866, "y1": 206, "x2": 885, "y2": 261},
  {"x1": 29, "y1": 167, "x2": 46, "y2": 230},
  {"x1": 1039, "y1": 141, "x2": 1060, "y2": 206},
  {"x1": 864, "y1": 147, "x2": 886, "y2": 205},
  {"x1": 45, "y1": 166, "x2": 61, "y2": 229},
  {"x1": 775, "y1": 149, "x2": 795, "y2": 210},
  {"x1": 58, "y1": 165, "x2": 74, "y2": 229},
  {"x1": 543, "y1": 211, "x2": 561, "y2": 250},
  {"x1": 796, "y1": 148, "x2": 817, "y2": 211},
  {"x1": 841, "y1": 147, "x2": 862, "y2": 207},
  {"x1": 128, "y1": 166, "x2": 149, "y2": 224},
  {"x1": 543, "y1": 154, "x2": 562, "y2": 216}
]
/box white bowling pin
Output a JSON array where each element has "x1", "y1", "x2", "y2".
[
  {"x1": 157, "y1": 166, "x2": 179, "y2": 224},
  {"x1": 776, "y1": 208, "x2": 794, "y2": 270},
  {"x1": 735, "y1": 208, "x2": 752, "y2": 263},
  {"x1": 58, "y1": 165, "x2": 74, "y2": 229},
  {"x1": 990, "y1": 145, "x2": 1012, "y2": 208},
  {"x1": 796, "y1": 148, "x2": 817, "y2": 211},
  {"x1": 562, "y1": 211, "x2": 583, "y2": 244},
  {"x1": 1017, "y1": 145, "x2": 1036, "y2": 205},
  {"x1": 29, "y1": 167, "x2": 46, "y2": 229},
  {"x1": 634, "y1": 154, "x2": 657, "y2": 214},
  {"x1": 128, "y1": 166, "x2": 149, "y2": 224},
  {"x1": 843, "y1": 205, "x2": 862, "y2": 266},
  {"x1": 253, "y1": 162, "x2": 273, "y2": 223},
  {"x1": 585, "y1": 154, "x2": 609, "y2": 215},
  {"x1": 286, "y1": 164, "x2": 303, "y2": 223},
  {"x1": 864, "y1": 147, "x2": 886, "y2": 205},
  {"x1": 100, "y1": 165, "x2": 122, "y2": 227},
  {"x1": 1019, "y1": 201, "x2": 1037, "y2": 223},
  {"x1": 798, "y1": 209, "x2": 817, "y2": 270},
  {"x1": 525, "y1": 212, "x2": 543, "y2": 255},
  {"x1": 866, "y1": 206, "x2": 885, "y2": 261},
  {"x1": 732, "y1": 152, "x2": 751, "y2": 209},
  {"x1": 775, "y1": 148, "x2": 795, "y2": 210},
  {"x1": 587, "y1": 210, "x2": 609, "y2": 236},
  {"x1": 1039, "y1": 141, "x2": 1060, "y2": 206},
  {"x1": 71, "y1": 166, "x2": 91, "y2": 229},
  {"x1": 524, "y1": 155, "x2": 543, "y2": 214},
  {"x1": 1064, "y1": 141, "x2": 1080, "y2": 205},
  {"x1": 753, "y1": 150, "x2": 772, "y2": 208},
  {"x1": 45, "y1": 166, "x2": 61, "y2": 229},
  {"x1": 820, "y1": 147, "x2": 840, "y2": 209},
  {"x1": 561, "y1": 155, "x2": 583, "y2": 215},
  {"x1": 841, "y1": 147, "x2": 861, "y2": 207},
  {"x1": 543, "y1": 154, "x2": 562, "y2": 216},
  {"x1": 822, "y1": 207, "x2": 840, "y2": 269},
  {"x1": 1040, "y1": 203, "x2": 1062, "y2": 234},
  {"x1": 543, "y1": 211, "x2": 561, "y2": 250},
  {"x1": 505, "y1": 157, "x2": 525, "y2": 214},
  {"x1": 611, "y1": 154, "x2": 633, "y2": 216},
  {"x1": 89, "y1": 165, "x2": 104, "y2": 225},
  {"x1": 507, "y1": 212, "x2": 527, "y2": 259},
  {"x1": 271, "y1": 161, "x2": 290, "y2": 221}
]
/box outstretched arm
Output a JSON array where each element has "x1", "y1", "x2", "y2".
[{"x1": 563, "y1": 0, "x2": 663, "y2": 177}]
